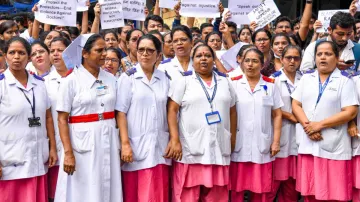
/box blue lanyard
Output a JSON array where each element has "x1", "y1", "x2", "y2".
[
  {"x1": 284, "y1": 81, "x2": 293, "y2": 95},
  {"x1": 316, "y1": 74, "x2": 331, "y2": 105},
  {"x1": 196, "y1": 73, "x2": 217, "y2": 112}
]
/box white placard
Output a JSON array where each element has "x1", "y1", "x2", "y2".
[
  {"x1": 35, "y1": 0, "x2": 77, "y2": 27},
  {"x1": 228, "y1": 0, "x2": 261, "y2": 26},
  {"x1": 316, "y1": 10, "x2": 349, "y2": 33},
  {"x1": 357, "y1": 2, "x2": 360, "y2": 12},
  {"x1": 123, "y1": 0, "x2": 146, "y2": 21},
  {"x1": 99, "y1": 0, "x2": 125, "y2": 29},
  {"x1": 247, "y1": 0, "x2": 281, "y2": 31},
  {"x1": 159, "y1": 0, "x2": 178, "y2": 9},
  {"x1": 77, "y1": 0, "x2": 88, "y2": 12},
  {"x1": 180, "y1": 0, "x2": 220, "y2": 18},
  {"x1": 221, "y1": 42, "x2": 246, "y2": 72}
]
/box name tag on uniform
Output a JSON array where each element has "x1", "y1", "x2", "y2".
[
  {"x1": 96, "y1": 86, "x2": 108, "y2": 96},
  {"x1": 205, "y1": 111, "x2": 221, "y2": 125},
  {"x1": 28, "y1": 117, "x2": 41, "y2": 127}
]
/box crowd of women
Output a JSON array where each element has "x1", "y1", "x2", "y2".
[{"x1": 1, "y1": 0, "x2": 360, "y2": 202}]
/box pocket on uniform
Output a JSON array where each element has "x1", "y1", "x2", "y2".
[
  {"x1": 233, "y1": 130, "x2": 243, "y2": 153},
  {"x1": 261, "y1": 105, "x2": 273, "y2": 135},
  {"x1": 0, "y1": 137, "x2": 26, "y2": 167},
  {"x1": 41, "y1": 138, "x2": 50, "y2": 164},
  {"x1": 262, "y1": 96, "x2": 274, "y2": 106},
  {"x1": 130, "y1": 134, "x2": 150, "y2": 161},
  {"x1": 71, "y1": 128, "x2": 94, "y2": 153},
  {"x1": 257, "y1": 132, "x2": 272, "y2": 154},
  {"x1": 319, "y1": 127, "x2": 342, "y2": 152},
  {"x1": 183, "y1": 128, "x2": 206, "y2": 156},
  {"x1": 217, "y1": 129, "x2": 231, "y2": 156}
]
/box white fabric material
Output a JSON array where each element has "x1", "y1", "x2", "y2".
[
  {"x1": 168, "y1": 72, "x2": 237, "y2": 165},
  {"x1": 0, "y1": 69, "x2": 50, "y2": 180},
  {"x1": 115, "y1": 64, "x2": 171, "y2": 171},
  {"x1": 62, "y1": 34, "x2": 94, "y2": 68},
  {"x1": 157, "y1": 56, "x2": 193, "y2": 83},
  {"x1": 230, "y1": 75, "x2": 283, "y2": 164},
  {"x1": 291, "y1": 68, "x2": 359, "y2": 160},
  {"x1": 55, "y1": 65, "x2": 123, "y2": 202},
  {"x1": 352, "y1": 75, "x2": 360, "y2": 156},
  {"x1": 273, "y1": 70, "x2": 302, "y2": 158},
  {"x1": 20, "y1": 29, "x2": 31, "y2": 42}
]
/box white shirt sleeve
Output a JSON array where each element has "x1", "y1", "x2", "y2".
[
  {"x1": 291, "y1": 75, "x2": 305, "y2": 103},
  {"x1": 340, "y1": 78, "x2": 359, "y2": 108},
  {"x1": 115, "y1": 74, "x2": 133, "y2": 113},
  {"x1": 168, "y1": 77, "x2": 186, "y2": 105},
  {"x1": 272, "y1": 84, "x2": 284, "y2": 110},
  {"x1": 300, "y1": 41, "x2": 316, "y2": 71},
  {"x1": 56, "y1": 77, "x2": 74, "y2": 113}
]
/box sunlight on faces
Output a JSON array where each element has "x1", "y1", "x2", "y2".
[
  {"x1": 6, "y1": 41, "x2": 30, "y2": 71},
  {"x1": 281, "y1": 49, "x2": 301, "y2": 73},
  {"x1": 239, "y1": 29, "x2": 251, "y2": 43},
  {"x1": 103, "y1": 50, "x2": 120, "y2": 75},
  {"x1": 193, "y1": 46, "x2": 214, "y2": 76},
  {"x1": 172, "y1": 31, "x2": 192, "y2": 57},
  {"x1": 83, "y1": 38, "x2": 107, "y2": 67},
  {"x1": 31, "y1": 44, "x2": 50, "y2": 71},
  {"x1": 272, "y1": 36, "x2": 289, "y2": 57},
  {"x1": 254, "y1": 32, "x2": 271, "y2": 54},
  {"x1": 104, "y1": 33, "x2": 119, "y2": 49},
  {"x1": 242, "y1": 51, "x2": 262, "y2": 79},
  {"x1": 50, "y1": 41, "x2": 66, "y2": 68},
  {"x1": 44, "y1": 31, "x2": 61, "y2": 48},
  {"x1": 315, "y1": 43, "x2": 338, "y2": 74},
  {"x1": 207, "y1": 34, "x2": 222, "y2": 51},
  {"x1": 137, "y1": 39, "x2": 161, "y2": 68}
]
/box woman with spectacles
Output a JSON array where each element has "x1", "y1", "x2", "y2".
[
  {"x1": 28, "y1": 41, "x2": 53, "y2": 77},
  {"x1": 117, "y1": 25, "x2": 133, "y2": 58},
  {"x1": 268, "y1": 45, "x2": 303, "y2": 201},
  {"x1": 55, "y1": 34, "x2": 123, "y2": 202},
  {"x1": 292, "y1": 41, "x2": 358, "y2": 201},
  {"x1": 168, "y1": 44, "x2": 237, "y2": 202},
  {"x1": 229, "y1": 48, "x2": 283, "y2": 201},
  {"x1": 121, "y1": 29, "x2": 144, "y2": 72},
  {"x1": 103, "y1": 47, "x2": 122, "y2": 78},
  {"x1": 271, "y1": 33, "x2": 291, "y2": 72},
  {"x1": 116, "y1": 34, "x2": 171, "y2": 202},
  {"x1": 252, "y1": 29, "x2": 275, "y2": 77},
  {"x1": 0, "y1": 20, "x2": 19, "y2": 42}
]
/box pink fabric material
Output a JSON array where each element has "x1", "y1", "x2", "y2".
[
  {"x1": 122, "y1": 164, "x2": 170, "y2": 202},
  {"x1": 172, "y1": 162, "x2": 229, "y2": 202},
  {"x1": 205, "y1": 80, "x2": 212, "y2": 87},
  {"x1": 273, "y1": 155, "x2": 297, "y2": 181},
  {"x1": 0, "y1": 174, "x2": 48, "y2": 202},
  {"x1": 296, "y1": 154, "x2": 352, "y2": 201},
  {"x1": 174, "y1": 185, "x2": 228, "y2": 202},
  {"x1": 353, "y1": 155, "x2": 360, "y2": 189},
  {"x1": 48, "y1": 166, "x2": 59, "y2": 199},
  {"x1": 303, "y1": 195, "x2": 347, "y2": 202},
  {"x1": 354, "y1": 188, "x2": 360, "y2": 202},
  {"x1": 230, "y1": 191, "x2": 273, "y2": 202},
  {"x1": 229, "y1": 161, "x2": 273, "y2": 193},
  {"x1": 267, "y1": 178, "x2": 298, "y2": 202}
]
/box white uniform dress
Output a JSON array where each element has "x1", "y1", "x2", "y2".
[
  {"x1": 353, "y1": 74, "x2": 360, "y2": 156},
  {"x1": 158, "y1": 56, "x2": 193, "y2": 83},
  {"x1": 115, "y1": 64, "x2": 171, "y2": 171},
  {"x1": 54, "y1": 65, "x2": 123, "y2": 202},
  {"x1": 0, "y1": 69, "x2": 50, "y2": 180}
]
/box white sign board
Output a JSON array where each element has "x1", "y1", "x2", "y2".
[
  {"x1": 221, "y1": 42, "x2": 246, "y2": 72},
  {"x1": 180, "y1": 0, "x2": 220, "y2": 18},
  {"x1": 357, "y1": 1, "x2": 360, "y2": 12},
  {"x1": 123, "y1": 0, "x2": 146, "y2": 21},
  {"x1": 228, "y1": 0, "x2": 262, "y2": 26},
  {"x1": 35, "y1": 0, "x2": 77, "y2": 27},
  {"x1": 316, "y1": 10, "x2": 349, "y2": 33},
  {"x1": 247, "y1": 0, "x2": 281, "y2": 31},
  {"x1": 99, "y1": 0, "x2": 125, "y2": 29},
  {"x1": 77, "y1": 0, "x2": 88, "y2": 12},
  {"x1": 159, "y1": 0, "x2": 178, "y2": 9}
]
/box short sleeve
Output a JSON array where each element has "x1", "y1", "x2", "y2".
[
  {"x1": 272, "y1": 84, "x2": 284, "y2": 110},
  {"x1": 299, "y1": 41, "x2": 316, "y2": 71},
  {"x1": 168, "y1": 77, "x2": 186, "y2": 105},
  {"x1": 115, "y1": 74, "x2": 133, "y2": 113},
  {"x1": 56, "y1": 77, "x2": 74, "y2": 113},
  {"x1": 340, "y1": 78, "x2": 359, "y2": 108},
  {"x1": 291, "y1": 75, "x2": 305, "y2": 103},
  {"x1": 228, "y1": 80, "x2": 237, "y2": 107}
]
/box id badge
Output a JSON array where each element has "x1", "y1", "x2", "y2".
[
  {"x1": 205, "y1": 111, "x2": 222, "y2": 125},
  {"x1": 96, "y1": 86, "x2": 108, "y2": 96},
  {"x1": 28, "y1": 117, "x2": 41, "y2": 127}
]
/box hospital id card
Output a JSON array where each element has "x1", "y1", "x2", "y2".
[
  {"x1": 96, "y1": 86, "x2": 108, "y2": 96},
  {"x1": 205, "y1": 111, "x2": 222, "y2": 125}
]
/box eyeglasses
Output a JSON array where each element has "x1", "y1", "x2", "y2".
[
  {"x1": 137, "y1": 47, "x2": 156, "y2": 55},
  {"x1": 173, "y1": 38, "x2": 189, "y2": 44},
  {"x1": 243, "y1": 58, "x2": 260, "y2": 64},
  {"x1": 31, "y1": 49, "x2": 46, "y2": 58},
  {"x1": 284, "y1": 56, "x2": 301, "y2": 62},
  {"x1": 255, "y1": 38, "x2": 270, "y2": 43},
  {"x1": 105, "y1": 58, "x2": 119, "y2": 63}
]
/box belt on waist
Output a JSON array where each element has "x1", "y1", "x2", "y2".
[{"x1": 69, "y1": 111, "x2": 115, "y2": 123}]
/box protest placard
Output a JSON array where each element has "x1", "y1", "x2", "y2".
[
  {"x1": 159, "y1": 0, "x2": 178, "y2": 9},
  {"x1": 221, "y1": 42, "x2": 246, "y2": 72},
  {"x1": 180, "y1": 0, "x2": 220, "y2": 18},
  {"x1": 123, "y1": 0, "x2": 146, "y2": 21},
  {"x1": 77, "y1": 0, "x2": 88, "y2": 12},
  {"x1": 316, "y1": 10, "x2": 349, "y2": 33},
  {"x1": 247, "y1": 0, "x2": 281, "y2": 31},
  {"x1": 357, "y1": 1, "x2": 360, "y2": 11},
  {"x1": 228, "y1": 0, "x2": 261, "y2": 26},
  {"x1": 35, "y1": 0, "x2": 77, "y2": 27},
  {"x1": 99, "y1": 0, "x2": 124, "y2": 29}
]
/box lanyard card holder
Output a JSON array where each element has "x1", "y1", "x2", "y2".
[
  {"x1": 28, "y1": 117, "x2": 41, "y2": 127},
  {"x1": 205, "y1": 111, "x2": 222, "y2": 125},
  {"x1": 96, "y1": 86, "x2": 108, "y2": 96}
]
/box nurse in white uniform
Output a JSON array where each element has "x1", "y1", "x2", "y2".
[
  {"x1": 0, "y1": 37, "x2": 57, "y2": 202},
  {"x1": 168, "y1": 44, "x2": 237, "y2": 202},
  {"x1": 292, "y1": 41, "x2": 358, "y2": 201},
  {"x1": 55, "y1": 34, "x2": 123, "y2": 202},
  {"x1": 270, "y1": 45, "x2": 303, "y2": 202},
  {"x1": 116, "y1": 34, "x2": 172, "y2": 202},
  {"x1": 229, "y1": 48, "x2": 283, "y2": 202},
  {"x1": 44, "y1": 37, "x2": 71, "y2": 201},
  {"x1": 158, "y1": 25, "x2": 193, "y2": 82}
]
